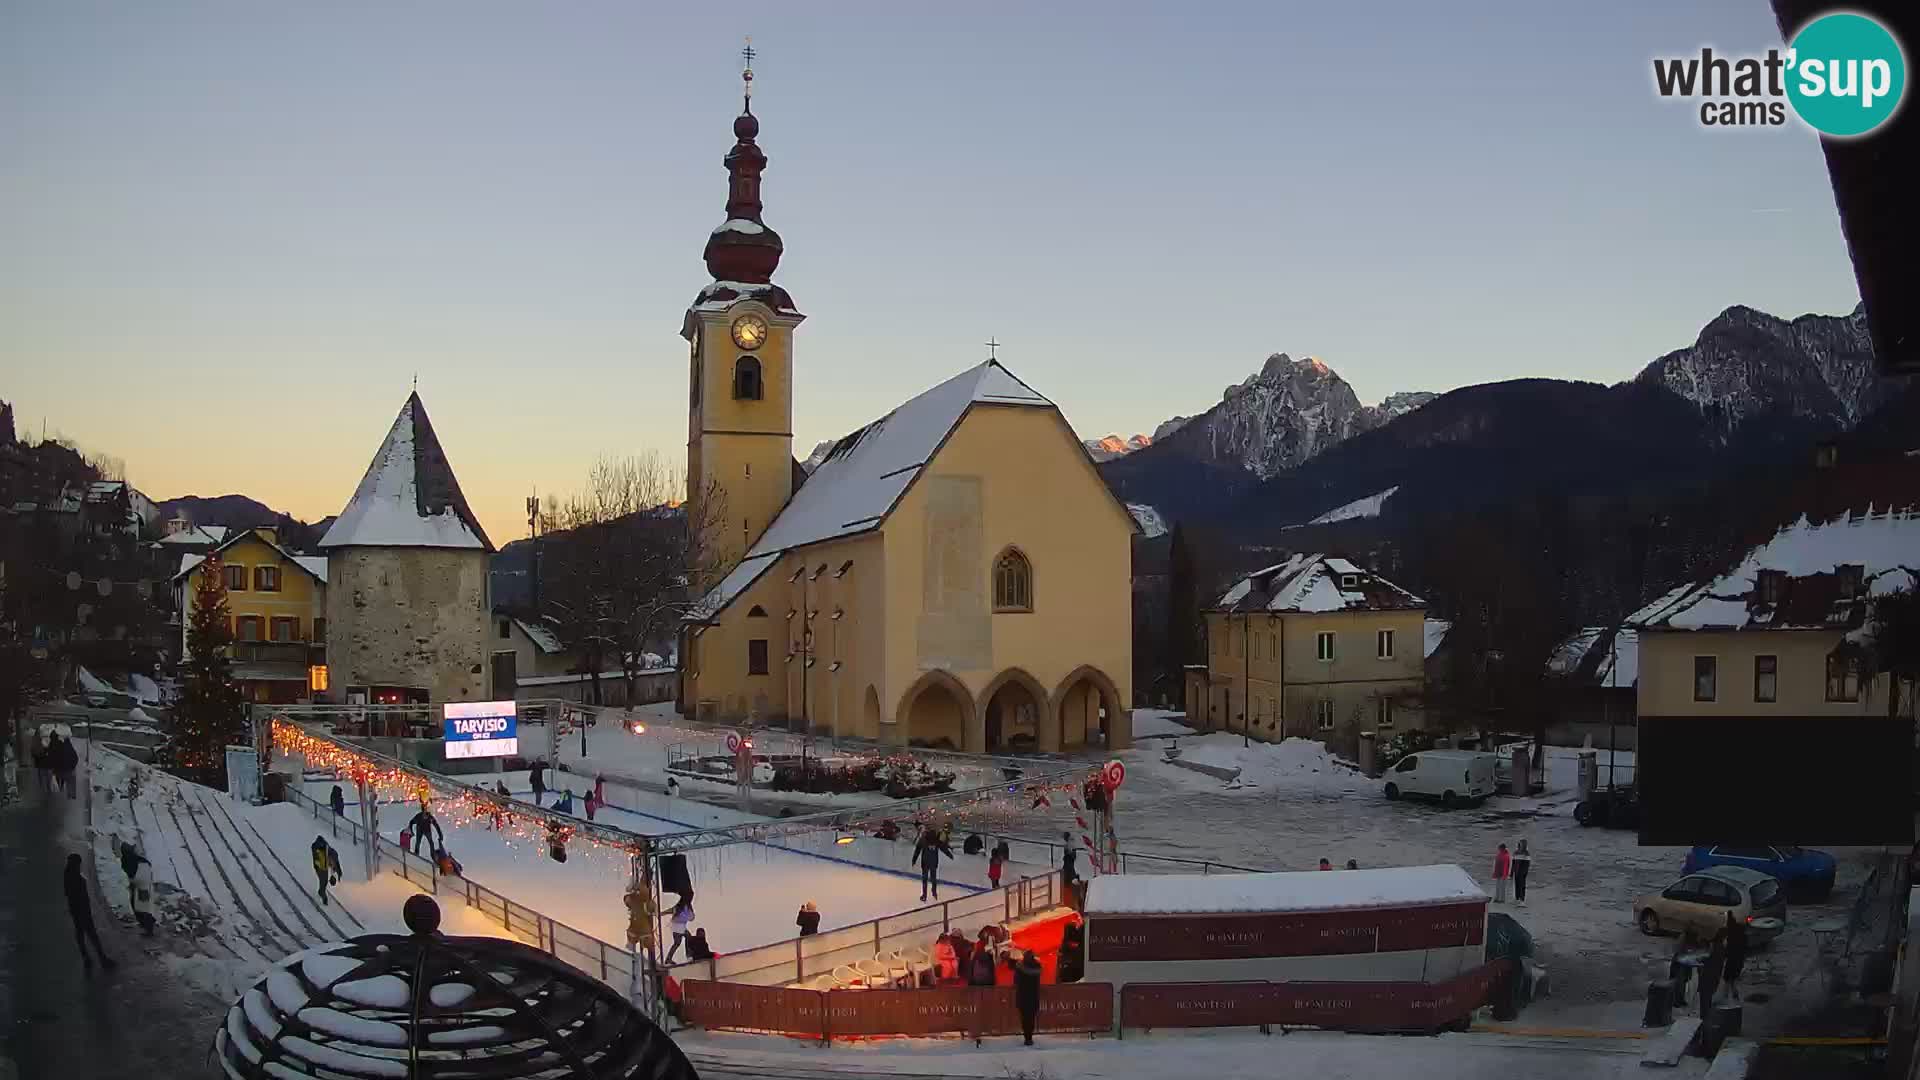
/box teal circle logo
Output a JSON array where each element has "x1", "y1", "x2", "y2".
[{"x1": 1786, "y1": 13, "x2": 1907, "y2": 137}]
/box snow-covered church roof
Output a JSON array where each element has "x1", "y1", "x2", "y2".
[
  {"x1": 689, "y1": 360, "x2": 1054, "y2": 620},
  {"x1": 320, "y1": 393, "x2": 494, "y2": 552}
]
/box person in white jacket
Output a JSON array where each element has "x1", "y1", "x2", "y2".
[{"x1": 121, "y1": 842, "x2": 157, "y2": 935}]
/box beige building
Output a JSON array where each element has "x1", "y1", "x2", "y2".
[
  {"x1": 320, "y1": 392, "x2": 494, "y2": 716},
  {"x1": 677, "y1": 87, "x2": 1134, "y2": 752},
  {"x1": 173, "y1": 525, "x2": 328, "y2": 704},
  {"x1": 487, "y1": 611, "x2": 577, "y2": 698},
  {"x1": 1631, "y1": 507, "x2": 1918, "y2": 722},
  {"x1": 1186, "y1": 554, "x2": 1427, "y2": 756}
]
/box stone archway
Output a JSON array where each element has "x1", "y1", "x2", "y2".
[
  {"x1": 896, "y1": 669, "x2": 975, "y2": 752},
  {"x1": 862, "y1": 684, "x2": 882, "y2": 740},
  {"x1": 978, "y1": 668, "x2": 1049, "y2": 755},
  {"x1": 1052, "y1": 665, "x2": 1128, "y2": 751}
]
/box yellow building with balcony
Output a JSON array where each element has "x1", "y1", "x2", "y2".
[{"x1": 173, "y1": 526, "x2": 328, "y2": 704}]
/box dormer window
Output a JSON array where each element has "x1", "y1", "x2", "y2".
[
  {"x1": 1836, "y1": 564, "x2": 1864, "y2": 600},
  {"x1": 1339, "y1": 573, "x2": 1361, "y2": 589},
  {"x1": 733, "y1": 356, "x2": 763, "y2": 400},
  {"x1": 1757, "y1": 570, "x2": 1786, "y2": 605}
]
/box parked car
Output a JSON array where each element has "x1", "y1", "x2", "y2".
[
  {"x1": 1382, "y1": 750, "x2": 1498, "y2": 807},
  {"x1": 1573, "y1": 785, "x2": 1640, "y2": 830},
  {"x1": 1683, "y1": 845, "x2": 1836, "y2": 900},
  {"x1": 1633, "y1": 865, "x2": 1787, "y2": 944}
]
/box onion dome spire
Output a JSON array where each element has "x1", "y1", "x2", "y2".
[{"x1": 703, "y1": 38, "x2": 784, "y2": 285}]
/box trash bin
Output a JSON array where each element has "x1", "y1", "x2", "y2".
[
  {"x1": 1642, "y1": 979, "x2": 1674, "y2": 1028},
  {"x1": 263, "y1": 771, "x2": 289, "y2": 804}
]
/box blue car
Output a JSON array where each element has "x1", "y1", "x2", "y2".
[{"x1": 1683, "y1": 844, "x2": 1836, "y2": 899}]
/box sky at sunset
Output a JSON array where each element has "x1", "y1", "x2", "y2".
[{"x1": 1, "y1": 2, "x2": 1865, "y2": 546}]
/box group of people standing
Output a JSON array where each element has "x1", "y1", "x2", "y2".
[
  {"x1": 1491, "y1": 840, "x2": 1534, "y2": 904},
  {"x1": 31, "y1": 729, "x2": 81, "y2": 798},
  {"x1": 1669, "y1": 912, "x2": 1750, "y2": 1015}
]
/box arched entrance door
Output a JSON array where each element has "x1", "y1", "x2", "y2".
[
  {"x1": 981, "y1": 669, "x2": 1047, "y2": 754},
  {"x1": 1053, "y1": 666, "x2": 1126, "y2": 750}
]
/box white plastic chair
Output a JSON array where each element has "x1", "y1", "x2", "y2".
[
  {"x1": 885, "y1": 951, "x2": 912, "y2": 988},
  {"x1": 832, "y1": 963, "x2": 865, "y2": 988},
  {"x1": 857, "y1": 956, "x2": 891, "y2": 984}
]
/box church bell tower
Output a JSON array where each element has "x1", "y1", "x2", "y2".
[{"x1": 685, "y1": 41, "x2": 804, "y2": 586}]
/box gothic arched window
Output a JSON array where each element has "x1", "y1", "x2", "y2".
[
  {"x1": 993, "y1": 548, "x2": 1032, "y2": 612},
  {"x1": 733, "y1": 356, "x2": 763, "y2": 401}
]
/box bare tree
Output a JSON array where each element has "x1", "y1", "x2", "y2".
[{"x1": 539, "y1": 453, "x2": 729, "y2": 706}]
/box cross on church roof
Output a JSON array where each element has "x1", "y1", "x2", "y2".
[
  {"x1": 985, "y1": 338, "x2": 1001, "y2": 361},
  {"x1": 741, "y1": 36, "x2": 755, "y2": 108}
]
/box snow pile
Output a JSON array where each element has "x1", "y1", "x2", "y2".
[
  {"x1": 1168, "y1": 734, "x2": 1365, "y2": 792},
  {"x1": 1307, "y1": 486, "x2": 1400, "y2": 525},
  {"x1": 79, "y1": 665, "x2": 114, "y2": 695},
  {"x1": 1130, "y1": 709, "x2": 1195, "y2": 739},
  {"x1": 127, "y1": 706, "x2": 157, "y2": 725},
  {"x1": 320, "y1": 395, "x2": 489, "y2": 550},
  {"x1": 129, "y1": 672, "x2": 163, "y2": 704},
  {"x1": 1085, "y1": 864, "x2": 1485, "y2": 915},
  {"x1": 1127, "y1": 503, "x2": 1168, "y2": 538}
]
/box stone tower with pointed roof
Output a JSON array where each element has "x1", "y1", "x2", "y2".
[
  {"x1": 320, "y1": 392, "x2": 496, "y2": 708},
  {"x1": 676, "y1": 55, "x2": 1135, "y2": 753}
]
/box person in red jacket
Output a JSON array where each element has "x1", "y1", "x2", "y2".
[{"x1": 1492, "y1": 843, "x2": 1512, "y2": 903}]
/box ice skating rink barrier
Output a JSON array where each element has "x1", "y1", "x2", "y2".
[{"x1": 678, "y1": 979, "x2": 1115, "y2": 1041}]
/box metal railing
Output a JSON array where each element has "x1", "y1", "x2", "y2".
[
  {"x1": 686, "y1": 872, "x2": 1062, "y2": 988},
  {"x1": 284, "y1": 785, "x2": 639, "y2": 993},
  {"x1": 983, "y1": 831, "x2": 1265, "y2": 877}
]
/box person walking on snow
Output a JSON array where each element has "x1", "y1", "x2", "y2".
[
  {"x1": 1511, "y1": 839, "x2": 1532, "y2": 904},
  {"x1": 312, "y1": 835, "x2": 342, "y2": 906},
  {"x1": 988, "y1": 845, "x2": 1007, "y2": 889},
  {"x1": 1014, "y1": 950, "x2": 1044, "y2": 1045},
  {"x1": 1722, "y1": 911, "x2": 1749, "y2": 1001},
  {"x1": 407, "y1": 806, "x2": 443, "y2": 856},
  {"x1": 121, "y1": 843, "x2": 157, "y2": 935},
  {"x1": 31, "y1": 728, "x2": 51, "y2": 795},
  {"x1": 529, "y1": 759, "x2": 548, "y2": 807},
  {"x1": 664, "y1": 895, "x2": 695, "y2": 963},
  {"x1": 1492, "y1": 843, "x2": 1512, "y2": 903},
  {"x1": 912, "y1": 826, "x2": 954, "y2": 902},
  {"x1": 64, "y1": 853, "x2": 116, "y2": 969},
  {"x1": 330, "y1": 785, "x2": 345, "y2": 817}
]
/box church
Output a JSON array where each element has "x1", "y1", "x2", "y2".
[{"x1": 677, "y1": 63, "x2": 1134, "y2": 754}]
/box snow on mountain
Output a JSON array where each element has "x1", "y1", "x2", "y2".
[
  {"x1": 1084, "y1": 433, "x2": 1155, "y2": 461},
  {"x1": 1633, "y1": 303, "x2": 1889, "y2": 430},
  {"x1": 1307, "y1": 485, "x2": 1400, "y2": 525},
  {"x1": 1127, "y1": 503, "x2": 1168, "y2": 538},
  {"x1": 1152, "y1": 415, "x2": 1192, "y2": 440},
  {"x1": 1378, "y1": 391, "x2": 1437, "y2": 419},
  {"x1": 1141, "y1": 354, "x2": 1385, "y2": 479},
  {"x1": 802, "y1": 439, "x2": 835, "y2": 473}
]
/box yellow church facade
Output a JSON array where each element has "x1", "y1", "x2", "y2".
[{"x1": 676, "y1": 74, "x2": 1133, "y2": 753}]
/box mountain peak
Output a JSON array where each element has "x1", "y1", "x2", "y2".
[{"x1": 1636, "y1": 302, "x2": 1887, "y2": 429}]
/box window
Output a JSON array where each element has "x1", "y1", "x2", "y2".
[
  {"x1": 236, "y1": 615, "x2": 263, "y2": 642},
  {"x1": 1662, "y1": 878, "x2": 1704, "y2": 904},
  {"x1": 254, "y1": 565, "x2": 281, "y2": 592},
  {"x1": 1315, "y1": 699, "x2": 1335, "y2": 730},
  {"x1": 1375, "y1": 697, "x2": 1394, "y2": 728},
  {"x1": 1693, "y1": 656, "x2": 1717, "y2": 702},
  {"x1": 313, "y1": 617, "x2": 327, "y2": 645},
  {"x1": 1395, "y1": 754, "x2": 1420, "y2": 773},
  {"x1": 1757, "y1": 570, "x2": 1786, "y2": 605},
  {"x1": 993, "y1": 549, "x2": 1033, "y2": 612},
  {"x1": 1696, "y1": 879, "x2": 1739, "y2": 907},
  {"x1": 747, "y1": 639, "x2": 769, "y2": 676},
  {"x1": 1377, "y1": 628, "x2": 1395, "y2": 660},
  {"x1": 733, "y1": 356, "x2": 763, "y2": 400},
  {"x1": 1714, "y1": 846, "x2": 1776, "y2": 861},
  {"x1": 1827, "y1": 653, "x2": 1861, "y2": 702},
  {"x1": 1754, "y1": 655, "x2": 1778, "y2": 703},
  {"x1": 1340, "y1": 573, "x2": 1360, "y2": 589},
  {"x1": 270, "y1": 617, "x2": 298, "y2": 643},
  {"x1": 225, "y1": 564, "x2": 248, "y2": 591},
  {"x1": 499, "y1": 620, "x2": 511, "y2": 639},
  {"x1": 1316, "y1": 632, "x2": 1336, "y2": 662}
]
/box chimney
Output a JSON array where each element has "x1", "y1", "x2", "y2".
[{"x1": 165, "y1": 516, "x2": 190, "y2": 536}]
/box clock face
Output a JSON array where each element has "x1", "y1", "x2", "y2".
[{"x1": 731, "y1": 314, "x2": 769, "y2": 351}]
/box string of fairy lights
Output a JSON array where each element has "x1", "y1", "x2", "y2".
[{"x1": 269, "y1": 716, "x2": 1105, "y2": 865}]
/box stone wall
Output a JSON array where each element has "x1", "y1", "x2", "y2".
[{"x1": 325, "y1": 547, "x2": 488, "y2": 704}]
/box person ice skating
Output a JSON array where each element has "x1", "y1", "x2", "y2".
[
  {"x1": 495, "y1": 780, "x2": 510, "y2": 798},
  {"x1": 121, "y1": 843, "x2": 157, "y2": 936},
  {"x1": 912, "y1": 826, "x2": 954, "y2": 902},
  {"x1": 988, "y1": 845, "x2": 1007, "y2": 889},
  {"x1": 554, "y1": 789, "x2": 574, "y2": 815},
  {"x1": 1014, "y1": 950, "x2": 1043, "y2": 1045},
  {"x1": 1319, "y1": 858, "x2": 1333, "y2": 871},
  {"x1": 968, "y1": 930, "x2": 998, "y2": 986},
  {"x1": 1492, "y1": 843, "x2": 1512, "y2": 903},
  {"x1": 686, "y1": 928, "x2": 714, "y2": 962},
  {"x1": 1723, "y1": 911, "x2": 1748, "y2": 1001},
  {"x1": 312, "y1": 835, "x2": 342, "y2": 906},
  {"x1": 1512, "y1": 839, "x2": 1532, "y2": 904},
  {"x1": 399, "y1": 826, "x2": 412, "y2": 853},
  {"x1": 434, "y1": 847, "x2": 462, "y2": 877},
  {"x1": 665, "y1": 895, "x2": 695, "y2": 963},
  {"x1": 584, "y1": 788, "x2": 599, "y2": 821},
  {"x1": 330, "y1": 784, "x2": 345, "y2": 817},
  {"x1": 64, "y1": 853, "x2": 116, "y2": 969},
  {"x1": 529, "y1": 759, "x2": 548, "y2": 806},
  {"x1": 407, "y1": 806, "x2": 443, "y2": 856},
  {"x1": 796, "y1": 901, "x2": 820, "y2": 936},
  {"x1": 1345, "y1": 859, "x2": 1359, "y2": 870},
  {"x1": 964, "y1": 833, "x2": 985, "y2": 855},
  {"x1": 1061, "y1": 833, "x2": 1081, "y2": 890}
]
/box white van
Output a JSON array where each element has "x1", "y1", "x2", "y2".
[{"x1": 1383, "y1": 750, "x2": 1498, "y2": 807}]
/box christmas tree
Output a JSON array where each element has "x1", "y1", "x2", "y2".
[{"x1": 166, "y1": 553, "x2": 245, "y2": 786}]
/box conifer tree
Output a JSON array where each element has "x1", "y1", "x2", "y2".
[{"x1": 167, "y1": 554, "x2": 245, "y2": 785}]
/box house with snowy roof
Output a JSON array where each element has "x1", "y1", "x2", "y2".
[
  {"x1": 675, "y1": 73, "x2": 1134, "y2": 752},
  {"x1": 318, "y1": 392, "x2": 495, "y2": 717},
  {"x1": 1629, "y1": 505, "x2": 1918, "y2": 842},
  {"x1": 1189, "y1": 554, "x2": 1427, "y2": 756},
  {"x1": 1542, "y1": 625, "x2": 1640, "y2": 750},
  {"x1": 486, "y1": 609, "x2": 578, "y2": 692},
  {"x1": 173, "y1": 525, "x2": 328, "y2": 704}
]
